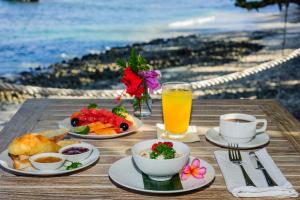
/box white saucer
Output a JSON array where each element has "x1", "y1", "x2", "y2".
[
  {"x1": 108, "y1": 156, "x2": 215, "y2": 194},
  {"x1": 205, "y1": 127, "x2": 270, "y2": 149}
]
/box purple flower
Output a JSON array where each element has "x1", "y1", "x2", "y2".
[{"x1": 139, "y1": 70, "x2": 161, "y2": 94}]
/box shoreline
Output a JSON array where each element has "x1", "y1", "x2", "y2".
[
  {"x1": 1, "y1": 27, "x2": 299, "y2": 120},
  {"x1": 0, "y1": 7, "x2": 300, "y2": 124},
  {"x1": 2, "y1": 30, "x2": 266, "y2": 89}
]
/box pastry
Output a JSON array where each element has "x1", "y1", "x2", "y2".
[{"x1": 8, "y1": 134, "x2": 60, "y2": 170}]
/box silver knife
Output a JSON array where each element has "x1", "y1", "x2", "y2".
[{"x1": 249, "y1": 152, "x2": 277, "y2": 187}]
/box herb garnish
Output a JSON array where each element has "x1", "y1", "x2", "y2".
[
  {"x1": 150, "y1": 142, "x2": 176, "y2": 159},
  {"x1": 66, "y1": 162, "x2": 82, "y2": 170},
  {"x1": 87, "y1": 103, "x2": 98, "y2": 109},
  {"x1": 112, "y1": 105, "x2": 128, "y2": 118}
]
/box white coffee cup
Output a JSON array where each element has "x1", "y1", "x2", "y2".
[{"x1": 219, "y1": 113, "x2": 267, "y2": 143}]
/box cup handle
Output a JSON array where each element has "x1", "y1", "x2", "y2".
[{"x1": 256, "y1": 119, "x2": 267, "y2": 133}]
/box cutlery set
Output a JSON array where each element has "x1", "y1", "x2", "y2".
[{"x1": 228, "y1": 143, "x2": 277, "y2": 187}]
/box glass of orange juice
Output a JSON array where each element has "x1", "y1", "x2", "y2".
[{"x1": 162, "y1": 82, "x2": 192, "y2": 139}]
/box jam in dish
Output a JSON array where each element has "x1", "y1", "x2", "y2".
[{"x1": 62, "y1": 147, "x2": 89, "y2": 155}]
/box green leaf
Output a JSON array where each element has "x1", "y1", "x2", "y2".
[
  {"x1": 116, "y1": 58, "x2": 127, "y2": 68},
  {"x1": 133, "y1": 98, "x2": 141, "y2": 110},
  {"x1": 137, "y1": 55, "x2": 145, "y2": 65},
  {"x1": 87, "y1": 103, "x2": 98, "y2": 109},
  {"x1": 150, "y1": 152, "x2": 158, "y2": 159},
  {"x1": 129, "y1": 48, "x2": 138, "y2": 73},
  {"x1": 112, "y1": 105, "x2": 128, "y2": 118},
  {"x1": 66, "y1": 162, "x2": 82, "y2": 170},
  {"x1": 151, "y1": 143, "x2": 176, "y2": 159}
]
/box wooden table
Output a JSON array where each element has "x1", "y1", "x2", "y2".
[{"x1": 0, "y1": 99, "x2": 300, "y2": 200}]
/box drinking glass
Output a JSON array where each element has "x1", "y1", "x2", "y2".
[{"x1": 162, "y1": 82, "x2": 192, "y2": 139}]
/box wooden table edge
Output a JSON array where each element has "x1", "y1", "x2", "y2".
[{"x1": 260, "y1": 100, "x2": 300, "y2": 153}]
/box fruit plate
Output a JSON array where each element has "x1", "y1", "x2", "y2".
[
  {"x1": 58, "y1": 116, "x2": 143, "y2": 139},
  {"x1": 0, "y1": 142, "x2": 100, "y2": 176}
]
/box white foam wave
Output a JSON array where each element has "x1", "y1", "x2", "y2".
[
  {"x1": 168, "y1": 16, "x2": 216, "y2": 29},
  {"x1": 88, "y1": 49, "x2": 101, "y2": 54},
  {"x1": 60, "y1": 53, "x2": 75, "y2": 59},
  {"x1": 20, "y1": 62, "x2": 41, "y2": 68}
]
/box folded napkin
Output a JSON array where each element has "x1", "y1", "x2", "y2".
[
  {"x1": 156, "y1": 123, "x2": 200, "y2": 143},
  {"x1": 214, "y1": 148, "x2": 298, "y2": 198}
]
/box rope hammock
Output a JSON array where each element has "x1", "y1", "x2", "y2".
[{"x1": 0, "y1": 48, "x2": 299, "y2": 98}]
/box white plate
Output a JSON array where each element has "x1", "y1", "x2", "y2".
[
  {"x1": 205, "y1": 127, "x2": 270, "y2": 149},
  {"x1": 0, "y1": 142, "x2": 100, "y2": 176},
  {"x1": 58, "y1": 116, "x2": 142, "y2": 139},
  {"x1": 108, "y1": 156, "x2": 215, "y2": 194}
]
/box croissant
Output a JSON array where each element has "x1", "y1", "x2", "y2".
[{"x1": 8, "y1": 133, "x2": 60, "y2": 156}]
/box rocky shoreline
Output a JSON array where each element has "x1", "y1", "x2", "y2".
[
  {"x1": 0, "y1": 27, "x2": 299, "y2": 121},
  {"x1": 5, "y1": 32, "x2": 265, "y2": 89}
]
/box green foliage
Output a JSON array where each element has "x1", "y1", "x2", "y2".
[
  {"x1": 132, "y1": 97, "x2": 141, "y2": 111},
  {"x1": 66, "y1": 162, "x2": 82, "y2": 170},
  {"x1": 116, "y1": 47, "x2": 150, "y2": 73},
  {"x1": 129, "y1": 48, "x2": 139, "y2": 73},
  {"x1": 150, "y1": 143, "x2": 176, "y2": 159},
  {"x1": 150, "y1": 152, "x2": 159, "y2": 159},
  {"x1": 137, "y1": 55, "x2": 150, "y2": 71},
  {"x1": 116, "y1": 58, "x2": 127, "y2": 68},
  {"x1": 112, "y1": 105, "x2": 128, "y2": 118},
  {"x1": 87, "y1": 103, "x2": 98, "y2": 109},
  {"x1": 234, "y1": 0, "x2": 295, "y2": 11}
]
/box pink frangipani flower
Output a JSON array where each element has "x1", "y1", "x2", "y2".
[
  {"x1": 181, "y1": 158, "x2": 206, "y2": 180},
  {"x1": 138, "y1": 70, "x2": 161, "y2": 94}
]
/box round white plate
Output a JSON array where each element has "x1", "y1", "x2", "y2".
[
  {"x1": 109, "y1": 156, "x2": 215, "y2": 194},
  {"x1": 0, "y1": 142, "x2": 100, "y2": 176},
  {"x1": 58, "y1": 116, "x2": 142, "y2": 139},
  {"x1": 205, "y1": 127, "x2": 270, "y2": 149}
]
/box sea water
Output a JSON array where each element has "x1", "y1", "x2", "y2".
[{"x1": 0, "y1": 0, "x2": 282, "y2": 74}]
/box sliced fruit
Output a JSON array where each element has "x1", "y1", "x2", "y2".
[
  {"x1": 88, "y1": 122, "x2": 114, "y2": 132},
  {"x1": 92, "y1": 127, "x2": 118, "y2": 135},
  {"x1": 76, "y1": 108, "x2": 133, "y2": 127},
  {"x1": 120, "y1": 123, "x2": 129, "y2": 131},
  {"x1": 74, "y1": 126, "x2": 90, "y2": 135},
  {"x1": 70, "y1": 112, "x2": 81, "y2": 119},
  {"x1": 71, "y1": 118, "x2": 80, "y2": 127}
]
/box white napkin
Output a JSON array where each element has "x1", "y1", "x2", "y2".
[
  {"x1": 214, "y1": 148, "x2": 298, "y2": 198},
  {"x1": 156, "y1": 123, "x2": 200, "y2": 143}
]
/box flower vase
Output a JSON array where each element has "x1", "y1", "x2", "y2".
[{"x1": 133, "y1": 95, "x2": 152, "y2": 118}]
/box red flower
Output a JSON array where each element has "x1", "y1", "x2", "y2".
[{"x1": 121, "y1": 67, "x2": 144, "y2": 98}]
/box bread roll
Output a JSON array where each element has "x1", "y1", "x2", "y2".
[
  {"x1": 38, "y1": 128, "x2": 68, "y2": 142},
  {"x1": 57, "y1": 140, "x2": 80, "y2": 147},
  {"x1": 8, "y1": 154, "x2": 31, "y2": 170},
  {"x1": 8, "y1": 134, "x2": 60, "y2": 156}
]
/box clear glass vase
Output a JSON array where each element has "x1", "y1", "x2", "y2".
[{"x1": 133, "y1": 95, "x2": 152, "y2": 118}]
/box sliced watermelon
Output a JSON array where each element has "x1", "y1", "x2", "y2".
[{"x1": 71, "y1": 108, "x2": 133, "y2": 133}]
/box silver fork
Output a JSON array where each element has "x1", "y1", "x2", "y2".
[{"x1": 228, "y1": 143, "x2": 256, "y2": 187}]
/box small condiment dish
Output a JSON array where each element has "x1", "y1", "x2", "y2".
[
  {"x1": 59, "y1": 143, "x2": 93, "y2": 162},
  {"x1": 29, "y1": 153, "x2": 66, "y2": 171},
  {"x1": 132, "y1": 139, "x2": 190, "y2": 181}
]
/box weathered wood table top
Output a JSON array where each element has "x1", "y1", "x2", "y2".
[{"x1": 0, "y1": 99, "x2": 300, "y2": 200}]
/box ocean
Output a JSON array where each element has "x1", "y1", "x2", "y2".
[{"x1": 0, "y1": 0, "x2": 281, "y2": 75}]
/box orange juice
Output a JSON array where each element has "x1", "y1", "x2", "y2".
[{"x1": 162, "y1": 89, "x2": 192, "y2": 134}]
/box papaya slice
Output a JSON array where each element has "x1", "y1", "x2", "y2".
[
  {"x1": 70, "y1": 112, "x2": 81, "y2": 119},
  {"x1": 92, "y1": 127, "x2": 118, "y2": 135},
  {"x1": 88, "y1": 122, "x2": 114, "y2": 132}
]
